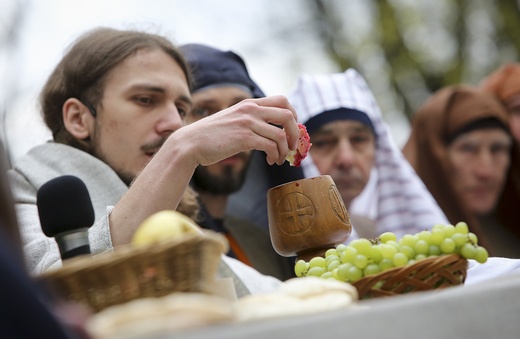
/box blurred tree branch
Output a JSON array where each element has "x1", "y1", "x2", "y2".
[
  {"x1": 496, "y1": 0, "x2": 520, "y2": 53},
  {"x1": 303, "y1": 0, "x2": 520, "y2": 121}
]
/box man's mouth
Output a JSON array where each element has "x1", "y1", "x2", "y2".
[
  {"x1": 142, "y1": 138, "x2": 167, "y2": 159},
  {"x1": 334, "y1": 177, "x2": 360, "y2": 187},
  {"x1": 145, "y1": 150, "x2": 159, "y2": 159}
]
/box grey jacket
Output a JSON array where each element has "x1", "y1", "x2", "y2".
[
  {"x1": 8, "y1": 142, "x2": 125, "y2": 274},
  {"x1": 8, "y1": 142, "x2": 282, "y2": 297}
]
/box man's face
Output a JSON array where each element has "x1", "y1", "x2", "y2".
[
  {"x1": 87, "y1": 49, "x2": 192, "y2": 185},
  {"x1": 309, "y1": 120, "x2": 375, "y2": 207},
  {"x1": 448, "y1": 128, "x2": 512, "y2": 217},
  {"x1": 185, "y1": 86, "x2": 252, "y2": 195}
]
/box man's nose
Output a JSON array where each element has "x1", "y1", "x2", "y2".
[
  {"x1": 334, "y1": 138, "x2": 355, "y2": 169},
  {"x1": 156, "y1": 104, "x2": 183, "y2": 136},
  {"x1": 474, "y1": 151, "x2": 496, "y2": 179}
]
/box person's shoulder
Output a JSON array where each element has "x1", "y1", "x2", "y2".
[{"x1": 12, "y1": 142, "x2": 78, "y2": 166}]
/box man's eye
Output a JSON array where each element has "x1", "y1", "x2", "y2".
[
  {"x1": 135, "y1": 96, "x2": 153, "y2": 105},
  {"x1": 491, "y1": 144, "x2": 511, "y2": 155},
  {"x1": 459, "y1": 144, "x2": 477, "y2": 153},
  {"x1": 177, "y1": 108, "x2": 187, "y2": 118},
  {"x1": 192, "y1": 108, "x2": 210, "y2": 118},
  {"x1": 313, "y1": 139, "x2": 336, "y2": 149},
  {"x1": 351, "y1": 135, "x2": 371, "y2": 144}
]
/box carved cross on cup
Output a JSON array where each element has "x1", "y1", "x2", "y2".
[{"x1": 267, "y1": 175, "x2": 352, "y2": 261}]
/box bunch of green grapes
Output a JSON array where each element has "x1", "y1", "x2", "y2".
[{"x1": 294, "y1": 222, "x2": 488, "y2": 283}]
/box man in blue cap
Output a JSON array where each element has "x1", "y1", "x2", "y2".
[{"x1": 180, "y1": 44, "x2": 295, "y2": 280}]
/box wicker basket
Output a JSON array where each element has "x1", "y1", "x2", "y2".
[
  {"x1": 38, "y1": 231, "x2": 228, "y2": 312},
  {"x1": 352, "y1": 254, "x2": 468, "y2": 299}
]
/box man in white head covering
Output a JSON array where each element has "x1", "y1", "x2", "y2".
[{"x1": 289, "y1": 69, "x2": 448, "y2": 239}]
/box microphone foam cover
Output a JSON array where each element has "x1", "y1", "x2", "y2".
[{"x1": 37, "y1": 175, "x2": 95, "y2": 237}]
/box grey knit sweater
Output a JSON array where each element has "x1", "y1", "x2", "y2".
[{"x1": 8, "y1": 142, "x2": 281, "y2": 296}]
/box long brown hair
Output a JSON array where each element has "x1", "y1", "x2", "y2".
[{"x1": 40, "y1": 27, "x2": 192, "y2": 153}]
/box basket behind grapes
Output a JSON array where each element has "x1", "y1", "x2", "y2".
[
  {"x1": 294, "y1": 222, "x2": 486, "y2": 299},
  {"x1": 352, "y1": 253, "x2": 467, "y2": 298}
]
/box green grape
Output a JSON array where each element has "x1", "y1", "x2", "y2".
[
  {"x1": 373, "y1": 281, "x2": 384, "y2": 289},
  {"x1": 327, "y1": 259, "x2": 341, "y2": 272},
  {"x1": 430, "y1": 228, "x2": 445, "y2": 246},
  {"x1": 325, "y1": 248, "x2": 338, "y2": 257},
  {"x1": 440, "y1": 238, "x2": 456, "y2": 254},
  {"x1": 379, "y1": 232, "x2": 397, "y2": 243},
  {"x1": 451, "y1": 232, "x2": 467, "y2": 248},
  {"x1": 400, "y1": 245, "x2": 415, "y2": 260},
  {"x1": 331, "y1": 268, "x2": 340, "y2": 280},
  {"x1": 455, "y1": 222, "x2": 469, "y2": 234},
  {"x1": 379, "y1": 258, "x2": 394, "y2": 271},
  {"x1": 346, "y1": 265, "x2": 363, "y2": 282},
  {"x1": 321, "y1": 271, "x2": 333, "y2": 279},
  {"x1": 428, "y1": 245, "x2": 441, "y2": 256},
  {"x1": 431, "y1": 224, "x2": 445, "y2": 232},
  {"x1": 408, "y1": 259, "x2": 416, "y2": 265},
  {"x1": 369, "y1": 244, "x2": 383, "y2": 263},
  {"x1": 309, "y1": 256, "x2": 327, "y2": 268},
  {"x1": 325, "y1": 254, "x2": 340, "y2": 265},
  {"x1": 468, "y1": 232, "x2": 478, "y2": 245},
  {"x1": 353, "y1": 254, "x2": 368, "y2": 269},
  {"x1": 336, "y1": 263, "x2": 352, "y2": 281},
  {"x1": 414, "y1": 239, "x2": 429, "y2": 255},
  {"x1": 381, "y1": 244, "x2": 398, "y2": 259},
  {"x1": 415, "y1": 253, "x2": 427, "y2": 261},
  {"x1": 385, "y1": 240, "x2": 400, "y2": 250},
  {"x1": 336, "y1": 244, "x2": 347, "y2": 253},
  {"x1": 350, "y1": 238, "x2": 372, "y2": 256},
  {"x1": 307, "y1": 266, "x2": 325, "y2": 277},
  {"x1": 475, "y1": 246, "x2": 489, "y2": 264},
  {"x1": 400, "y1": 234, "x2": 418, "y2": 248},
  {"x1": 294, "y1": 259, "x2": 308, "y2": 277},
  {"x1": 340, "y1": 246, "x2": 358, "y2": 263},
  {"x1": 364, "y1": 263, "x2": 381, "y2": 276},
  {"x1": 460, "y1": 243, "x2": 478, "y2": 259},
  {"x1": 392, "y1": 252, "x2": 409, "y2": 267},
  {"x1": 443, "y1": 224, "x2": 456, "y2": 237},
  {"x1": 417, "y1": 230, "x2": 432, "y2": 242}
]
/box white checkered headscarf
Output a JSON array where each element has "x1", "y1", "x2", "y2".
[{"x1": 288, "y1": 69, "x2": 448, "y2": 238}]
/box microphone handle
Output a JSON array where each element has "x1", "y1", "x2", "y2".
[
  {"x1": 55, "y1": 229, "x2": 91, "y2": 260},
  {"x1": 61, "y1": 245, "x2": 91, "y2": 260}
]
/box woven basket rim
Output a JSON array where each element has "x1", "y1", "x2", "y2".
[
  {"x1": 352, "y1": 254, "x2": 468, "y2": 299},
  {"x1": 38, "y1": 231, "x2": 228, "y2": 279},
  {"x1": 36, "y1": 230, "x2": 229, "y2": 312}
]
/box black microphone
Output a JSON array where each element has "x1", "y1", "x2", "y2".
[{"x1": 37, "y1": 175, "x2": 95, "y2": 260}]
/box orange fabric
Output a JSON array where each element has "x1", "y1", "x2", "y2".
[
  {"x1": 481, "y1": 63, "x2": 520, "y2": 101},
  {"x1": 224, "y1": 233, "x2": 252, "y2": 267}
]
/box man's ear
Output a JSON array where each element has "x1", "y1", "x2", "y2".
[{"x1": 62, "y1": 98, "x2": 94, "y2": 139}]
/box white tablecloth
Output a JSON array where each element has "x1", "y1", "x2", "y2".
[{"x1": 168, "y1": 258, "x2": 520, "y2": 339}]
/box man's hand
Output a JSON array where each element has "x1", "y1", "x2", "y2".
[{"x1": 175, "y1": 95, "x2": 299, "y2": 167}]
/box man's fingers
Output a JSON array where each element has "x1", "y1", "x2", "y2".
[{"x1": 252, "y1": 95, "x2": 297, "y2": 117}]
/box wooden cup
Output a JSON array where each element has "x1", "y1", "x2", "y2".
[{"x1": 267, "y1": 175, "x2": 352, "y2": 261}]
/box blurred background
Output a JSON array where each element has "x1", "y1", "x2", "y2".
[{"x1": 1, "y1": 0, "x2": 519, "y2": 165}]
